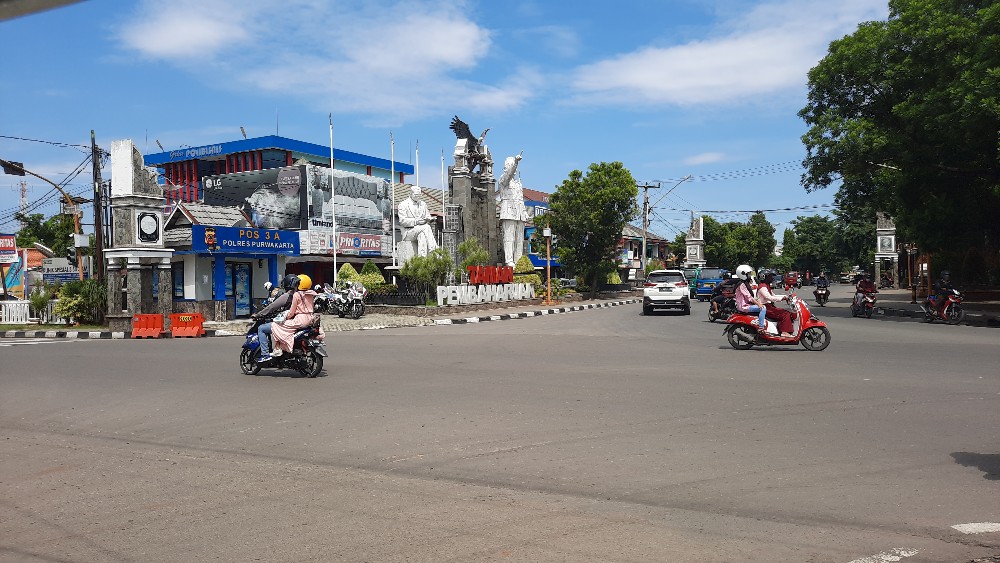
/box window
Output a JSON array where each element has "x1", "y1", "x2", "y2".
[
  {"x1": 172, "y1": 262, "x2": 184, "y2": 298},
  {"x1": 647, "y1": 272, "x2": 684, "y2": 284}
]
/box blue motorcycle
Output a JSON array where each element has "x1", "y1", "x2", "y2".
[{"x1": 240, "y1": 315, "x2": 327, "y2": 377}]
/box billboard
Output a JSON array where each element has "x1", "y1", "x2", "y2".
[
  {"x1": 202, "y1": 166, "x2": 307, "y2": 230},
  {"x1": 42, "y1": 257, "x2": 91, "y2": 283},
  {"x1": 0, "y1": 233, "x2": 17, "y2": 264},
  {"x1": 200, "y1": 165, "x2": 392, "y2": 256},
  {"x1": 191, "y1": 225, "x2": 300, "y2": 255}
]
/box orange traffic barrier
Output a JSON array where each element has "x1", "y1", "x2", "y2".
[
  {"x1": 169, "y1": 312, "x2": 206, "y2": 337},
  {"x1": 131, "y1": 314, "x2": 165, "y2": 338}
]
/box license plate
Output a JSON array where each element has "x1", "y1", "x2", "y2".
[
  {"x1": 659, "y1": 287, "x2": 672, "y2": 293},
  {"x1": 704, "y1": 282, "x2": 715, "y2": 288}
]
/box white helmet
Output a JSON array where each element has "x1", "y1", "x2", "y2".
[
  {"x1": 735, "y1": 264, "x2": 754, "y2": 280},
  {"x1": 263, "y1": 281, "x2": 273, "y2": 292}
]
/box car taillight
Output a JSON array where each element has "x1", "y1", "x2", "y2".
[
  {"x1": 643, "y1": 282, "x2": 657, "y2": 287},
  {"x1": 675, "y1": 281, "x2": 687, "y2": 287}
]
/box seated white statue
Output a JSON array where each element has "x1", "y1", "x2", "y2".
[{"x1": 397, "y1": 185, "x2": 437, "y2": 261}]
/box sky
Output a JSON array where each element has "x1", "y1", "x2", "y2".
[{"x1": 0, "y1": 0, "x2": 889, "y2": 240}]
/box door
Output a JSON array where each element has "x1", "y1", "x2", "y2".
[{"x1": 233, "y1": 263, "x2": 252, "y2": 317}]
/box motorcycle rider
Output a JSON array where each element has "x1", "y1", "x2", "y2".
[
  {"x1": 709, "y1": 273, "x2": 740, "y2": 316},
  {"x1": 813, "y1": 272, "x2": 830, "y2": 301},
  {"x1": 252, "y1": 273, "x2": 300, "y2": 362},
  {"x1": 733, "y1": 265, "x2": 766, "y2": 329},
  {"x1": 927, "y1": 270, "x2": 955, "y2": 315},
  {"x1": 757, "y1": 272, "x2": 794, "y2": 338},
  {"x1": 853, "y1": 272, "x2": 878, "y2": 310},
  {"x1": 270, "y1": 274, "x2": 320, "y2": 358}
]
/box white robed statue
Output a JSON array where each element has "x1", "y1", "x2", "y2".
[{"x1": 397, "y1": 185, "x2": 437, "y2": 262}]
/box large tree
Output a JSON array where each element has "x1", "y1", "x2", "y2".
[
  {"x1": 700, "y1": 213, "x2": 777, "y2": 269},
  {"x1": 800, "y1": 0, "x2": 1000, "y2": 282},
  {"x1": 549, "y1": 162, "x2": 639, "y2": 297},
  {"x1": 13, "y1": 212, "x2": 75, "y2": 252},
  {"x1": 778, "y1": 215, "x2": 843, "y2": 274}
]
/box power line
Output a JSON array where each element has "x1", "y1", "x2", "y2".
[{"x1": 0, "y1": 134, "x2": 91, "y2": 152}]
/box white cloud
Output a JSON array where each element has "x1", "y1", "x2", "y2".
[
  {"x1": 113, "y1": 0, "x2": 537, "y2": 123},
  {"x1": 569, "y1": 0, "x2": 887, "y2": 107},
  {"x1": 683, "y1": 152, "x2": 726, "y2": 165}
]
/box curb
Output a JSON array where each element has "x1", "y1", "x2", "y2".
[
  {"x1": 878, "y1": 306, "x2": 1000, "y2": 328},
  {"x1": 432, "y1": 299, "x2": 638, "y2": 325},
  {"x1": 0, "y1": 329, "x2": 224, "y2": 339}
]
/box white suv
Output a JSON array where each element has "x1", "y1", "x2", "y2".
[{"x1": 642, "y1": 269, "x2": 691, "y2": 315}]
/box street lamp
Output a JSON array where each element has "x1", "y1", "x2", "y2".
[{"x1": 541, "y1": 227, "x2": 554, "y2": 305}]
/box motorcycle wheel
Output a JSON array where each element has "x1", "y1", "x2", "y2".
[
  {"x1": 708, "y1": 308, "x2": 717, "y2": 322},
  {"x1": 944, "y1": 305, "x2": 965, "y2": 325},
  {"x1": 800, "y1": 326, "x2": 831, "y2": 351},
  {"x1": 240, "y1": 348, "x2": 261, "y2": 375},
  {"x1": 351, "y1": 302, "x2": 364, "y2": 320},
  {"x1": 300, "y1": 351, "x2": 324, "y2": 378},
  {"x1": 864, "y1": 305, "x2": 874, "y2": 319},
  {"x1": 337, "y1": 305, "x2": 346, "y2": 318},
  {"x1": 725, "y1": 325, "x2": 755, "y2": 350},
  {"x1": 850, "y1": 304, "x2": 859, "y2": 317}
]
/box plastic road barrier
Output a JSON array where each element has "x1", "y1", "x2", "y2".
[
  {"x1": 169, "y1": 312, "x2": 206, "y2": 337},
  {"x1": 131, "y1": 314, "x2": 165, "y2": 338}
]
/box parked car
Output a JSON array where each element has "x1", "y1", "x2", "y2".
[
  {"x1": 642, "y1": 269, "x2": 691, "y2": 315},
  {"x1": 693, "y1": 267, "x2": 728, "y2": 301}
]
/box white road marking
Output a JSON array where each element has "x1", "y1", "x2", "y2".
[
  {"x1": 0, "y1": 338, "x2": 88, "y2": 347},
  {"x1": 847, "y1": 548, "x2": 919, "y2": 563},
  {"x1": 952, "y1": 522, "x2": 1000, "y2": 534}
]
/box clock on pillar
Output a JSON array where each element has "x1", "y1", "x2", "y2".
[{"x1": 137, "y1": 211, "x2": 161, "y2": 243}]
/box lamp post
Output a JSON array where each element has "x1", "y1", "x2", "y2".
[{"x1": 542, "y1": 227, "x2": 554, "y2": 305}]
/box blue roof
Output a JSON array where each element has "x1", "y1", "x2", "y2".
[{"x1": 143, "y1": 134, "x2": 414, "y2": 174}]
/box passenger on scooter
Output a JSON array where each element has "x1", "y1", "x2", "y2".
[
  {"x1": 252, "y1": 273, "x2": 300, "y2": 362},
  {"x1": 757, "y1": 272, "x2": 794, "y2": 338},
  {"x1": 927, "y1": 270, "x2": 955, "y2": 315},
  {"x1": 709, "y1": 274, "x2": 740, "y2": 315},
  {"x1": 269, "y1": 274, "x2": 321, "y2": 359},
  {"x1": 733, "y1": 264, "x2": 767, "y2": 329},
  {"x1": 853, "y1": 272, "x2": 877, "y2": 310}
]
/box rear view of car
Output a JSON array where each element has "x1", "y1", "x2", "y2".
[
  {"x1": 642, "y1": 270, "x2": 691, "y2": 315},
  {"x1": 694, "y1": 267, "x2": 727, "y2": 301}
]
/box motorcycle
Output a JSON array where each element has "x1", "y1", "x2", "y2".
[
  {"x1": 813, "y1": 285, "x2": 830, "y2": 307},
  {"x1": 851, "y1": 290, "x2": 878, "y2": 318},
  {"x1": 332, "y1": 281, "x2": 367, "y2": 319},
  {"x1": 723, "y1": 294, "x2": 831, "y2": 351},
  {"x1": 240, "y1": 314, "x2": 327, "y2": 377},
  {"x1": 707, "y1": 294, "x2": 737, "y2": 322},
  {"x1": 878, "y1": 276, "x2": 894, "y2": 289},
  {"x1": 313, "y1": 285, "x2": 331, "y2": 314},
  {"x1": 920, "y1": 289, "x2": 965, "y2": 325}
]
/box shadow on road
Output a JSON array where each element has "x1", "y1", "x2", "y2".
[{"x1": 951, "y1": 452, "x2": 1000, "y2": 480}]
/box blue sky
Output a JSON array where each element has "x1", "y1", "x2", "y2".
[{"x1": 0, "y1": 0, "x2": 888, "y2": 239}]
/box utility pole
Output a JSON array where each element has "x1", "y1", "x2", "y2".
[
  {"x1": 91, "y1": 130, "x2": 105, "y2": 282},
  {"x1": 640, "y1": 182, "x2": 660, "y2": 277}
]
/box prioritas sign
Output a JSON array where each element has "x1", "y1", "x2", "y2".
[
  {"x1": 0, "y1": 234, "x2": 17, "y2": 264},
  {"x1": 191, "y1": 225, "x2": 300, "y2": 255}
]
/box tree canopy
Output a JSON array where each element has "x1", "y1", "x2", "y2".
[
  {"x1": 13, "y1": 212, "x2": 75, "y2": 251},
  {"x1": 548, "y1": 162, "x2": 638, "y2": 297},
  {"x1": 700, "y1": 213, "x2": 776, "y2": 269},
  {"x1": 800, "y1": 0, "x2": 1000, "y2": 280}
]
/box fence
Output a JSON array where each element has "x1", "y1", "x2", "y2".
[
  {"x1": 367, "y1": 291, "x2": 429, "y2": 306},
  {"x1": 0, "y1": 300, "x2": 66, "y2": 325}
]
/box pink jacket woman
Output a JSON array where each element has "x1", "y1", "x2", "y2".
[{"x1": 270, "y1": 289, "x2": 319, "y2": 354}]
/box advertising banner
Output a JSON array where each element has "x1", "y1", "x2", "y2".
[
  {"x1": 301, "y1": 166, "x2": 392, "y2": 256},
  {"x1": 202, "y1": 166, "x2": 307, "y2": 230},
  {"x1": 42, "y1": 257, "x2": 90, "y2": 283},
  {"x1": 0, "y1": 233, "x2": 17, "y2": 264},
  {"x1": 338, "y1": 233, "x2": 382, "y2": 256},
  {"x1": 191, "y1": 225, "x2": 300, "y2": 255},
  {"x1": 2, "y1": 250, "x2": 25, "y2": 298}
]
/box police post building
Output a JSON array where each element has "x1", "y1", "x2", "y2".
[{"x1": 145, "y1": 135, "x2": 413, "y2": 320}]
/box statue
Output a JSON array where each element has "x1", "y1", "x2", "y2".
[
  {"x1": 398, "y1": 185, "x2": 437, "y2": 259},
  {"x1": 498, "y1": 151, "x2": 526, "y2": 266},
  {"x1": 449, "y1": 116, "x2": 489, "y2": 174}
]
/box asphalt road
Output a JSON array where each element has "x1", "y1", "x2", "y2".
[{"x1": 2, "y1": 285, "x2": 998, "y2": 562}]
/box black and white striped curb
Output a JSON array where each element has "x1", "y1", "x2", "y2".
[
  {"x1": 0, "y1": 329, "x2": 224, "y2": 339},
  {"x1": 432, "y1": 299, "x2": 639, "y2": 325}
]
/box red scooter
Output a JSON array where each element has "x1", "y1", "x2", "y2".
[
  {"x1": 723, "y1": 294, "x2": 831, "y2": 351},
  {"x1": 851, "y1": 290, "x2": 878, "y2": 318}
]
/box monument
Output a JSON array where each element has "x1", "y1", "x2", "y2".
[
  {"x1": 396, "y1": 185, "x2": 438, "y2": 263},
  {"x1": 684, "y1": 213, "x2": 706, "y2": 267},
  {"x1": 875, "y1": 212, "x2": 897, "y2": 288},
  {"x1": 446, "y1": 116, "x2": 498, "y2": 268},
  {"x1": 104, "y1": 139, "x2": 174, "y2": 331},
  {"x1": 498, "y1": 151, "x2": 527, "y2": 267}
]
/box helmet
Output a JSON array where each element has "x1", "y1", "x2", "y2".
[
  {"x1": 297, "y1": 274, "x2": 312, "y2": 290},
  {"x1": 264, "y1": 281, "x2": 273, "y2": 292},
  {"x1": 940, "y1": 270, "x2": 951, "y2": 281},
  {"x1": 761, "y1": 272, "x2": 775, "y2": 284},
  {"x1": 314, "y1": 285, "x2": 322, "y2": 291},
  {"x1": 282, "y1": 273, "x2": 301, "y2": 290},
  {"x1": 735, "y1": 264, "x2": 754, "y2": 280}
]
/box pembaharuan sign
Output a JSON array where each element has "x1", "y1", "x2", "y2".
[
  {"x1": 191, "y1": 225, "x2": 300, "y2": 255},
  {"x1": 436, "y1": 265, "x2": 535, "y2": 306}
]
